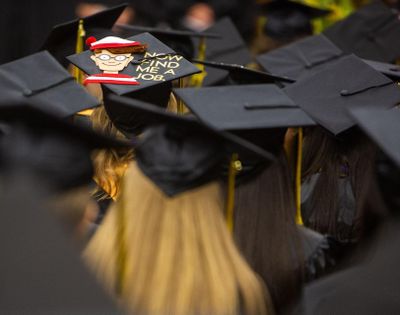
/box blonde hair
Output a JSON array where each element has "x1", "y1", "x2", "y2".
[
  {"x1": 84, "y1": 162, "x2": 272, "y2": 315},
  {"x1": 91, "y1": 105, "x2": 134, "y2": 199}
]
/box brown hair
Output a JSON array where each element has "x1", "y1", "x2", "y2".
[
  {"x1": 84, "y1": 162, "x2": 273, "y2": 315},
  {"x1": 302, "y1": 126, "x2": 377, "y2": 241},
  {"x1": 94, "y1": 44, "x2": 147, "y2": 55},
  {"x1": 233, "y1": 151, "x2": 304, "y2": 313}
]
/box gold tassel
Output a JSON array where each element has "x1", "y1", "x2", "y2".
[
  {"x1": 295, "y1": 127, "x2": 304, "y2": 225},
  {"x1": 74, "y1": 19, "x2": 86, "y2": 84},
  {"x1": 189, "y1": 36, "x2": 207, "y2": 87},
  {"x1": 177, "y1": 78, "x2": 185, "y2": 114},
  {"x1": 74, "y1": 20, "x2": 93, "y2": 117},
  {"x1": 226, "y1": 153, "x2": 242, "y2": 233}
]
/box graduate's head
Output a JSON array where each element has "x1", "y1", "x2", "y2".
[{"x1": 84, "y1": 96, "x2": 274, "y2": 315}]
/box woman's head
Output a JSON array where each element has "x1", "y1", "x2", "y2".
[{"x1": 85, "y1": 162, "x2": 272, "y2": 315}]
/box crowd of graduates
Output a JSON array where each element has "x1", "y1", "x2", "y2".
[{"x1": 1, "y1": 0, "x2": 400, "y2": 314}]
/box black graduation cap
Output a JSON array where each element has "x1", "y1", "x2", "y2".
[
  {"x1": 0, "y1": 51, "x2": 100, "y2": 117},
  {"x1": 67, "y1": 32, "x2": 200, "y2": 96},
  {"x1": 323, "y1": 1, "x2": 400, "y2": 62},
  {"x1": 350, "y1": 107, "x2": 400, "y2": 212},
  {"x1": 362, "y1": 59, "x2": 400, "y2": 81},
  {"x1": 349, "y1": 108, "x2": 400, "y2": 167},
  {"x1": 0, "y1": 103, "x2": 130, "y2": 192},
  {"x1": 174, "y1": 84, "x2": 315, "y2": 155},
  {"x1": 283, "y1": 54, "x2": 400, "y2": 135},
  {"x1": 115, "y1": 24, "x2": 221, "y2": 60},
  {"x1": 0, "y1": 171, "x2": 123, "y2": 314},
  {"x1": 105, "y1": 94, "x2": 274, "y2": 196},
  {"x1": 260, "y1": 0, "x2": 332, "y2": 40},
  {"x1": 191, "y1": 59, "x2": 295, "y2": 86},
  {"x1": 256, "y1": 34, "x2": 344, "y2": 82},
  {"x1": 193, "y1": 18, "x2": 253, "y2": 86},
  {"x1": 42, "y1": 3, "x2": 127, "y2": 67}
]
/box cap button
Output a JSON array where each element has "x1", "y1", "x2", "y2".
[
  {"x1": 23, "y1": 89, "x2": 32, "y2": 96},
  {"x1": 340, "y1": 89, "x2": 349, "y2": 96}
]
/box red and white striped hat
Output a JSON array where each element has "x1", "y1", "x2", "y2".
[{"x1": 86, "y1": 36, "x2": 142, "y2": 50}]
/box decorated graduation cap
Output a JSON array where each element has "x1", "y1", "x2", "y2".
[
  {"x1": 42, "y1": 3, "x2": 127, "y2": 67},
  {"x1": 192, "y1": 59, "x2": 295, "y2": 86},
  {"x1": 362, "y1": 59, "x2": 400, "y2": 81},
  {"x1": 0, "y1": 172, "x2": 123, "y2": 314},
  {"x1": 105, "y1": 94, "x2": 274, "y2": 196},
  {"x1": 67, "y1": 32, "x2": 200, "y2": 96},
  {"x1": 260, "y1": 0, "x2": 332, "y2": 40},
  {"x1": 193, "y1": 18, "x2": 253, "y2": 86},
  {"x1": 257, "y1": 34, "x2": 344, "y2": 82},
  {"x1": 323, "y1": 1, "x2": 400, "y2": 62},
  {"x1": 0, "y1": 102, "x2": 130, "y2": 192},
  {"x1": 0, "y1": 51, "x2": 99, "y2": 117},
  {"x1": 115, "y1": 24, "x2": 221, "y2": 60},
  {"x1": 283, "y1": 54, "x2": 400, "y2": 135}
]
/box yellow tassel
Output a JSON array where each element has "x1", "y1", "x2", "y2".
[
  {"x1": 189, "y1": 36, "x2": 207, "y2": 87},
  {"x1": 177, "y1": 78, "x2": 185, "y2": 114},
  {"x1": 226, "y1": 153, "x2": 242, "y2": 233},
  {"x1": 295, "y1": 127, "x2": 304, "y2": 225},
  {"x1": 74, "y1": 19, "x2": 86, "y2": 84}
]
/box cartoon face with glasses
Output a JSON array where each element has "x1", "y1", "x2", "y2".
[
  {"x1": 90, "y1": 49, "x2": 134, "y2": 73},
  {"x1": 84, "y1": 36, "x2": 147, "y2": 86}
]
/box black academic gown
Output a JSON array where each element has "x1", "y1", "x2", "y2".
[{"x1": 302, "y1": 219, "x2": 400, "y2": 315}]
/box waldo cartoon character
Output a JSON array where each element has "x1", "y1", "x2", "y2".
[{"x1": 84, "y1": 36, "x2": 147, "y2": 85}]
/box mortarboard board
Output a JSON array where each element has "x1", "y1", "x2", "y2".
[
  {"x1": 349, "y1": 108, "x2": 400, "y2": 167},
  {"x1": 105, "y1": 94, "x2": 274, "y2": 196},
  {"x1": 0, "y1": 172, "x2": 123, "y2": 314},
  {"x1": 174, "y1": 84, "x2": 315, "y2": 131},
  {"x1": 174, "y1": 84, "x2": 315, "y2": 155},
  {"x1": 362, "y1": 59, "x2": 400, "y2": 81},
  {"x1": 323, "y1": 1, "x2": 400, "y2": 62},
  {"x1": 0, "y1": 51, "x2": 99, "y2": 117},
  {"x1": 260, "y1": 0, "x2": 332, "y2": 40},
  {"x1": 193, "y1": 18, "x2": 253, "y2": 86},
  {"x1": 67, "y1": 32, "x2": 200, "y2": 96},
  {"x1": 174, "y1": 84, "x2": 316, "y2": 190},
  {"x1": 192, "y1": 59, "x2": 295, "y2": 86},
  {"x1": 42, "y1": 3, "x2": 127, "y2": 67},
  {"x1": 256, "y1": 34, "x2": 344, "y2": 82},
  {"x1": 115, "y1": 24, "x2": 221, "y2": 60},
  {"x1": 283, "y1": 54, "x2": 400, "y2": 135},
  {"x1": 0, "y1": 103, "x2": 130, "y2": 192}
]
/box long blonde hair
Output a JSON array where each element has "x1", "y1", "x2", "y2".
[{"x1": 84, "y1": 162, "x2": 272, "y2": 315}]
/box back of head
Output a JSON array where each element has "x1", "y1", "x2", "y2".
[
  {"x1": 234, "y1": 149, "x2": 303, "y2": 313},
  {"x1": 85, "y1": 162, "x2": 272, "y2": 315},
  {"x1": 301, "y1": 127, "x2": 377, "y2": 241}
]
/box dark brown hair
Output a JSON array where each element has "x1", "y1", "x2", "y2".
[
  {"x1": 301, "y1": 126, "x2": 377, "y2": 241},
  {"x1": 233, "y1": 150, "x2": 304, "y2": 313}
]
